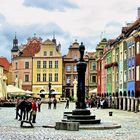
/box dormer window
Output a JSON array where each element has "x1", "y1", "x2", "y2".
[
  {"x1": 44, "y1": 51, "x2": 47, "y2": 56},
  {"x1": 50, "y1": 51, "x2": 53, "y2": 56},
  {"x1": 73, "y1": 55, "x2": 78, "y2": 61}
]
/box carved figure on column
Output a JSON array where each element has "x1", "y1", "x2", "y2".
[{"x1": 79, "y1": 42, "x2": 85, "y2": 61}]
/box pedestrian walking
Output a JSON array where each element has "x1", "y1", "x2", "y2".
[
  {"x1": 96, "y1": 97, "x2": 100, "y2": 109},
  {"x1": 36, "y1": 99, "x2": 42, "y2": 112},
  {"x1": 18, "y1": 97, "x2": 26, "y2": 121},
  {"x1": 53, "y1": 97, "x2": 57, "y2": 109},
  {"x1": 65, "y1": 98, "x2": 70, "y2": 109},
  {"x1": 15, "y1": 97, "x2": 21, "y2": 120},
  {"x1": 25, "y1": 98, "x2": 32, "y2": 120},
  {"x1": 48, "y1": 98, "x2": 52, "y2": 109},
  {"x1": 32, "y1": 98, "x2": 37, "y2": 123}
]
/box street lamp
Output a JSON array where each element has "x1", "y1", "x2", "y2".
[{"x1": 48, "y1": 82, "x2": 51, "y2": 99}]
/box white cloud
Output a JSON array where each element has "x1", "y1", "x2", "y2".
[{"x1": 0, "y1": 0, "x2": 140, "y2": 60}]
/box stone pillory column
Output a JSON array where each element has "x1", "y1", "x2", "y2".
[
  {"x1": 62, "y1": 42, "x2": 101, "y2": 124},
  {"x1": 76, "y1": 42, "x2": 87, "y2": 109}
]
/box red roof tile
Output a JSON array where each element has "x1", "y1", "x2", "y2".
[
  {"x1": 0, "y1": 57, "x2": 10, "y2": 71},
  {"x1": 21, "y1": 38, "x2": 41, "y2": 57}
]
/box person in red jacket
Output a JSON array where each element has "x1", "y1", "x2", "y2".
[{"x1": 32, "y1": 98, "x2": 37, "y2": 123}]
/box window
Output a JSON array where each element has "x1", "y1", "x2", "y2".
[
  {"x1": 25, "y1": 62, "x2": 29, "y2": 69},
  {"x1": 66, "y1": 66, "x2": 71, "y2": 72},
  {"x1": 100, "y1": 51, "x2": 103, "y2": 56},
  {"x1": 124, "y1": 70, "x2": 126, "y2": 82},
  {"x1": 92, "y1": 63, "x2": 96, "y2": 70},
  {"x1": 50, "y1": 51, "x2": 53, "y2": 56},
  {"x1": 136, "y1": 66, "x2": 140, "y2": 81},
  {"x1": 37, "y1": 61, "x2": 41, "y2": 68},
  {"x1": 132, "y1": 45, "x2": 135, "y2": 57},
  {"x1": 37, "y1": 74, "x2": 40, "y2": 82},
  {"x1": 132, "y1": 68, "x2": 134, "y2": 80},
  {"x1": 49, "y1": 61, "x2": 52, "y2": 68},
  {"x1": 129, "y1": 47, "x2": 131, "y2": 58},
  {"x1": 25, "y1": 75, "x2": 29, "y2": 82},
  {"x1": 43, "y1": 73, "x2": 46, "y2": 82},
  {"x1": 44, "y1": 51, "x2": 47, "y2": 56},
  {"x1": 55, "y1": 61, "x2": 58, "y2": 68},
  {"x1": 124, "y1": 50, "x2": 127, "y2": 59},
  {"x1": 54, "y1": 73, "x2": 58, "y2": 82},
  {"x1": 73, "y1": 65, "x2": 77, "y2": 72},
  {"x1": 49, "y1": 73, "x2": 52, "y2": 82},
  {"x1": 116, "y1": 73, "x2": 118, "y2": 82},
  {"x1": 128, "y1": 69, "x2": 131, "y2": 80},
  {"x1": 136, "y1": 42, "x2": 140, "y2": 54},
  {"x1": 91, "y1": 75, "x2": 96, "y2": 83},
  {"x1": 120, "y1": 71, "x2": 122, "y2": 82},
  {"x1": 43, "y1": 61, "x2": 47, "y2": 68},
  {"x1": 120, "y1": 52, "x2": 122, "y2": 60},
  {"x1": 16, "y1": 62, "x2": 18, "y2": 70}
]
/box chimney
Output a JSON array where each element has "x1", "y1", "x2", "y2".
[{"x1": 138, "y1": 7, "x2": 140, "y2": 18}]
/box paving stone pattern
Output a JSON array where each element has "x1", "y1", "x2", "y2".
[{"x1": 0, "y1": 103, "x2": 140, "y2": 140}]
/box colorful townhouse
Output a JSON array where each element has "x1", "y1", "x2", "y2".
[
  {"x1": 11, "y1": 35, "x2": 62, "y2": 99},
  {"x1": 62, "y1": 40, "x2": 89, "y2": 98},
  {"x1": 32, "y1": 38, "x2": 62, "y2": 99},
  {"x1": 96, "y1": 38, "x2": 108, "y2": 96},
  {"x1": 88, "y1": 52, "x2": 97, "y2": 96},
  {"x1": 97, "y1": 12, "x2": 140, "y2": 112},
  {"x1": 11, "y1": 36, "x2": 41, "y2": 91}
]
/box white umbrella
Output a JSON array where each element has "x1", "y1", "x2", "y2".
[
  {"x1": 7, "y1": 85, "x2": 26, "y2": 95},
  {"x1": 89, "y1": 88, "x2": 97, "y2": 93},
  {"x1": 25, "y1": 90, "x2": 33, "y2": 94},
  {"x1": 51, "y1": 91, "x2": 60, "y2": 94},
  {"x1": 38, "y1": 91, "x2": 48, "y2": 95}
]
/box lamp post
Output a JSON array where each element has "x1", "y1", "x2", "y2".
[{"x1": 48, "y1": 82, "x2": 51, "y2": 99}]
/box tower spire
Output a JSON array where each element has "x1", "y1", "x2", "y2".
[
  {"x1": 52, "y1": 32, "x2": 56, "y2": 44},
  {"x1": 11, "y1": 32, "x2": 19, "y2": 52},
  {"x1": 53, "y1": 32, "x2": 55, "y2": 39}
]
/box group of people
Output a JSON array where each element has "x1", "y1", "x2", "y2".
[
  {"x1": 48, "y1": 97, "x2": 57, "y2": 109},
  {"x1": 15, "y1": 97, "x2": 42, "y2": 123},
  {"x1": 86, "y1": 96, "x2": 112, "y2": 109}
]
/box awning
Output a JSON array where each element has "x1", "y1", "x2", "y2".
[
  {"x1": 7, "y1": 85, "x2": 26, "y2": 95},
  {"x1": 38, "y1": 91, "x2": 60, "y2": 95},
  {"x1": 89, "y1": 88, "x2": 97, "y2": 93}
]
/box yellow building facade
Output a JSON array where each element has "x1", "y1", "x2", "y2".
[{"x1": 32, "y1": 39, "x2": 62, "y2": 99}]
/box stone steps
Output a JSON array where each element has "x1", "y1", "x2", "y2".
[
  {"x1": 67, "y1": 115, "x2": 96, "y2": 120},
  {"x1": 62, "y1": 119, "x2": 101, "y2": 124}
]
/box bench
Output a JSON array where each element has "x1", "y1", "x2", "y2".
[{"x1": 20, "y1": 111, "x2": 34, "y2": 128}]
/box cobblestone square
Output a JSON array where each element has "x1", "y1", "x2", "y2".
[{"x1": 0, "y1": 102, "x2": 140, "y2": 140}]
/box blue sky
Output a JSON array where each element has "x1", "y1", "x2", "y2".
[{"x1": 0, "y1": 0, "x2": 140, "y2": 61}]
